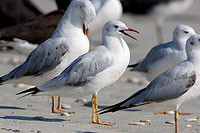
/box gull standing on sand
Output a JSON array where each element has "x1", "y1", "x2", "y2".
[
  {"x1": 17, "y1": 20, "x2": 139, "y2": 125},
  {"x1": 99, "y1": 34, "x2": 200, "y2": 133},
  {"x1": 129, "y1": 25, "x2": 196, "y2": 82},
  {"x1": 129, "y1": 25, "x2": 196, "y2": 116},
  {"x1": 0, "y1": 0, "x2": 96, "y2": 114}
]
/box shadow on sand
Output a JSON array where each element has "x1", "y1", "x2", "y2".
[
  {"x1": 0, "y1": 115, "x2": 66, "y2": 122},
  {"x1": 0, "y1": 106, "x2": 25, "y2": 110},
  {"x1": 76, "y1": 131, "x2": 97, "y2": 133}
]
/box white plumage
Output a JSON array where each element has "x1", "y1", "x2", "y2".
[
  {"x1": 100, "y1": 34, "x2": 200, "y2": 133},
  {"x1": 17, "y1": 20, "x2": 139, "y2": 125},
  {"x1": 0, "y1": 0, "x2": 96, "y2": 113}
]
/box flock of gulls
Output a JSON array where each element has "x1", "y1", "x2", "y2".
[{"x1": 0, "y1": 0, "x2": 198, "y2": 133}]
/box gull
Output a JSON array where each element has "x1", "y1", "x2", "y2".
[
  {"x1": 0, "y1": 0, "x2": 96, "y2": 114},
  {"x1": 121, "y1": 0, "x2": 194, "y2": 43},
  {"x1": 129, "y1": 24, "x2": 196, "y2": 82},
  {"x1": 16, "y1": 20, "x2": 139, "y2": 125},
  {"x1": 99, "y1": 34, "x2": 200, "y2": 133},
  {"x1": 128, "y1": 24, "x2": 196, "y2": 115},
  {"x1": 0, "y1": 0, "x2": 122, "y2": 53},
  {"x1": 55, "y1": 0, "x2": 122, "y2": 38}
]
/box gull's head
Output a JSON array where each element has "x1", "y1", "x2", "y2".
[
  {"x1": 173, "y1": 24, "x2": 196, "y2": 42},
  {"x1": 70, "y1": 0, "x2": 96, "y2": 35},
  {"x1": 186, "y1": 34, "x2": 200, "y2": 58},
  {"x1": 102, "y1": 20, "x2": 139, "y2": 40}
]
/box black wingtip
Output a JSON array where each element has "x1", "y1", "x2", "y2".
[
  {"x1": 98, "y1": 100, "x2": 128, "y2": 115},
  {"x1": 127, "y1": 63, "x2": 139, "y2": 72},
  {"x1": 99, "y1": 104, "x2": 126, "y2": 115},
  {"x1": 0, "y1": 76, "x2": 4, "y2": 85},
  {"x1": 128, "y1": 63, "x2": 138, "y2": 68},
  {"x1": 99, "y1": 88, "x2": 148, "y2": 115},
  {"x1": 16, "y1": 87, "x2": 40, "y2": 98}
]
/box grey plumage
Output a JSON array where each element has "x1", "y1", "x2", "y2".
[
  {"x1": 100, "y1": 61, "x2": 196, "y2": 114},
  {"x1": 129, "y1": 42, "x2": 176, "y2": 72},
  {"x1": 128, "y1": 25, "x2": 196, "y2": 82},
  {"x1": 18, "y1": 46, "x2": 113, "y2": 94},
  {"x1": 0, "y1": 38, "x2": 68, "y2": 83}
]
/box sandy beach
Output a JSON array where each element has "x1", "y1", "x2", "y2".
[{"x1": 0, "y1": 0, "x2": 200, "y2": 132}]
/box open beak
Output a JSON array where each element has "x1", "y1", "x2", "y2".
[
  {"x1": 83, "y1": 24, "x2": 89, "y2": 36},
  {"x1": 119, "y1": 28, "x2": 139, "y2": 40}
]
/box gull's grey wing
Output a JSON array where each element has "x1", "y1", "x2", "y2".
[
  {"x1": 100, "y1": 62, "x2": 196, "y2": 113},
  {"x1": 133, "y1": 42, "x2": 172, "y2": 72},
  {"x1": 1, "y1": 38, "x2": 68, "y2": 82},
  {"x1": 39, "y1": 46, "x2": 113, "y2": 90},
  {"x1": 124, "y1": 70, "x2": 195, "y2": 106}
]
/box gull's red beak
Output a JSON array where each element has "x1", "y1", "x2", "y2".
[
  {"x1": 119, "y1": 28, "x2": 139, "y2": 40},
  {"x1": 85, "y1": 28, "x2": 89, "y2": 36},
  {"x1": 83, "y1": 24, "x2": 89, "y2": 36}
]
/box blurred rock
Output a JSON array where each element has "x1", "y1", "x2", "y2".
[
  {"x1": 127, "y1": 77, "x2": 140, "y2": 84},
  {"x1": 129, "y1": 122, "x2": 145, "y2": 126},
  {"x1": 61, "y1": 104, "x2": 71, "y2": 109}
]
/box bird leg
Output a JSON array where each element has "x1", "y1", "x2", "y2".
[
  {"x1": 154, "y1": 111, "x2": 192, "y2": 115},
  {"x1": 52, "y1": 96, "x2": 57, "y2": 113},
  {"x1": 175, "y1": 110, "x2": 179, "y2": 133},
  {"x1": 91, "y1": 95, "x2": 96, "y2": 123},
  {"x1": 57, "y1": 96, "x2": 74, "y2": 114},
  {"x1": 91, "y1": 95, "x2": 115, "y2": 126},
  {"x1": 52, "y1": 96, "x2": 74, "y2": 114}
]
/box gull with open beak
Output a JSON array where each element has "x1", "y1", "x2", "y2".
[
  {"x1": 100, "y1": 35, "x2": 200, "y2": 132},
  {"x1": 16, "y1": 20, "x2": 139, "y2": 125},
  {"x1": 0, "y1": 0, "x2": 96, "y2": 114}
]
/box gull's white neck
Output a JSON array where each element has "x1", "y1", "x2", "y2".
[
  {"x1": 172, "y1": 37, "x2": 187, "y2": 50},
  {"x1": 102, "y1": 35, "x2": 128, "y2": 53},
  {"x1": 51, "y1": 7, "x2": 83, "y2": 38},
  {"x1": 187, "y1": 50, "x2": 200, "y2": 65},
  {"x1": 102, "y1": 35, "x2": 131, "y2": 69}
]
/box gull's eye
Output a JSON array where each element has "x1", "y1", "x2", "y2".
[
  {"x1": 184, "y1": 31, "x2": 189, "y2": 34},
  {"x1": 190, "y1": 42, "x2": 194, "y2": 45},
  {"x1": 199, "y1": 39, "x2": 200, "y2": 42},
  {"x1": 114, "y1": 25, "x2": 119, "y2": 28}
]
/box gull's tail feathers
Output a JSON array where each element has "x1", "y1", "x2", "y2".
[
  {"x1": 99, "y1": 88, "x2": 149, "y2": 114},
  {"x1": 128, "y1": 63, "x2": 139, "y2": 71},
  {"x1": 16, "y1": 87, "x2": 40, "y2": 99}
]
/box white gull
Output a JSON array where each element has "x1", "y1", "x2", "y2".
[
  {"x1": 129, "y1": 24, "x2": 196, "y2": 82},
  {"x1": 100, "y1": 34, "x2": 200, "y2": 133},
  {"x1": 17, "y1": 20, "x2": 139, "y2": 125},
  {"x1": 0, "y1": 0, "x2": 96, "y2": 114}
]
